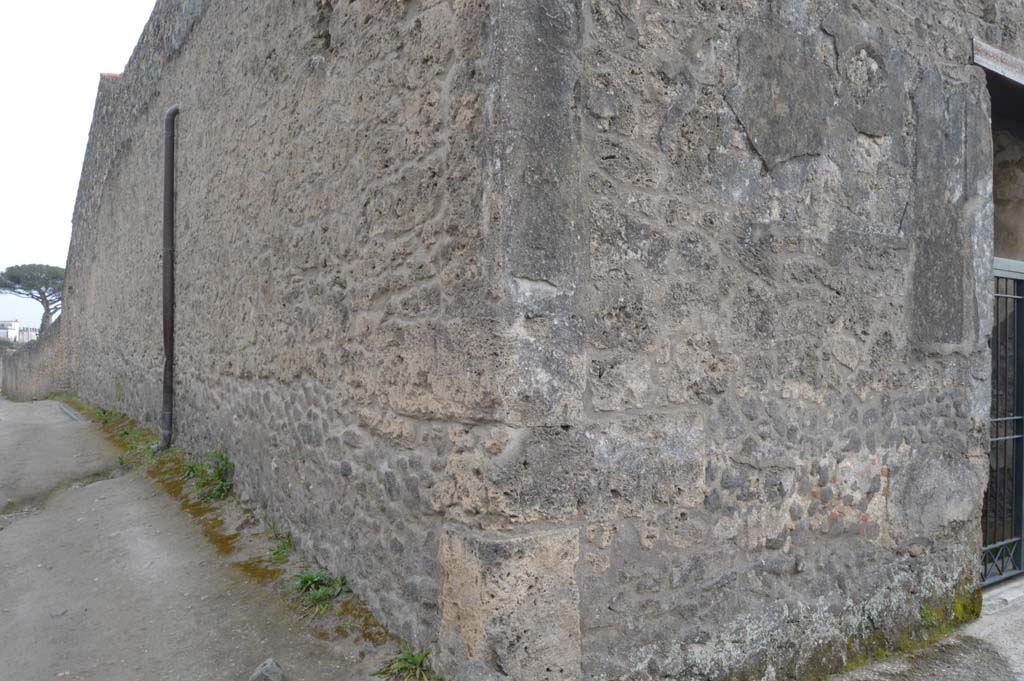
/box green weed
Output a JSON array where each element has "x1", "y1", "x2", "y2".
[
  {"x1": 305, "y1": 586, "x2": 339, "y2": 615},
  {"x1": 269, "y1": 536, "x2": 292, "y2": 563},
  {"x1": 181, "y1": 461, "x2": 205, "y2": 480},
  {"x1": 182, "y1": 450, "x2": 234, "y2": 501},
  {"x1": 372, "y1": 648, "x2": 439, "y2": 681},
  {"x1": 919, "y1": 604, "x2": 940, "y2": 629},
  {"x1": 296, "y1": 569, "x2": 336, "y2": 592},
  {"x1": 265, "y1": 517, "x2": 281, "y2": 538},
  {"x1": 95, "y1": 408, "x2": 119, "y2": 425},
  {"x1": 47, "y1": 392, "x2": 159, "y2": 470},
  {"x1": 295, "y1": 569, "x2": 350, "y2": 616}
]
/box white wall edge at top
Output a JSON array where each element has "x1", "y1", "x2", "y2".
[
  {"x1": 973, "y1": 39, "x2": 1024, "y2": 86},
  {"x1": 993, "y1": 257, "x2": 1024, "y2": 280}
]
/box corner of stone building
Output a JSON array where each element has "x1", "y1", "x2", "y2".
[
  {"x1": 488, "y1": 0, "x2": 587, "y2": 427},
  {"x1": 433, "y1": 0, "x2": 588, "y2": 678},
  {"x1": 963, "y1": 63, "x2": 997, "y2": 561}
]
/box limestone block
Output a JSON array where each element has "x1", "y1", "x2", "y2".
[{"x1": 437, "y1": 525, "x2": 582, "y2": 680}]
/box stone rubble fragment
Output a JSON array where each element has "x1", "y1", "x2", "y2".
[{"x1": 247, "y1": 657, "x2": 285, "y2": 681}]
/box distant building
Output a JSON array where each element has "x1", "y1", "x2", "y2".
[
  {"x1": 0, "y1": 321, "x2": 19, "y2": 342},
  {"x1": 0, "y1": 322, "x2": 39, "y2": 344}
]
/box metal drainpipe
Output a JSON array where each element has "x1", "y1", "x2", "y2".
[{"x1": 160, "y1": 105, "x2": 180, "y2": 450}]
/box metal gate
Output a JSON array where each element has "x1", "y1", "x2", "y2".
[{"x1": 983, "y1": 267, "x2": 1024, "y2": 585}]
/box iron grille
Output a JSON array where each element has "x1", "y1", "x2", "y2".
[{"x1": 983, "y1": 276, "x2": 1024, "y2": 585}]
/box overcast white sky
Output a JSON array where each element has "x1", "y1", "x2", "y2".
[{"x1": 0, "y1": 2, "x2": 156, "y2": 328}]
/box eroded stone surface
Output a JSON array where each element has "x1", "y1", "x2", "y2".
[
  {"x1": 726, "y1": 22, "x2": 835, "y2": 169},
  {"x1": 438, "y1": 526, "x2": 581, "y2": 680}
]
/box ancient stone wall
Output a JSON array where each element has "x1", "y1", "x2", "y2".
[
  {"x1": 5, "y1": 0, "x2": 1021, "y2": 678},
  {"x1": 445, "y1": 0, "x2": 1013, "y2": 678},
  {"x1": 166, "y1": 0, "x2": 503, "y2": 646},
  {"x1": 551, "y1": 1, "x2": 1000, "y2": 678},
  {"x1": 50, "y1": 0, "x2": 499, "y2": 655},
  {"x1": 1, "y1": 319, "x2": 70, "y2": 400}
]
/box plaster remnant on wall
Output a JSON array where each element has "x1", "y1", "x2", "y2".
[{"x1": 823, "y1": 10, "x2": 911, "y2": 137}]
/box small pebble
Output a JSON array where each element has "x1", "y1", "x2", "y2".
[{"x1": 248, "y1": 657, "x2": 286, "y2": 681}]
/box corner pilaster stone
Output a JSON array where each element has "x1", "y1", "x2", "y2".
[{"x1": 437, "y1": 525, "x2": 582, "y2": 680}]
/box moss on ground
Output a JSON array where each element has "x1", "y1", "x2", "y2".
[
  {"x1": 715, "y1": 579, "x2": 982, "y2": 681},
  {"x1": 825, "y1": 581, "x2": 982, "y2": 679},
  {"x1": 47, "y1": 391, "x2": 164, "y2": 470}
]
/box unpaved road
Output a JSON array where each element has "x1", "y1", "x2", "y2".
[
  {"x1": 0, "y1": 400, "x2": 113, "y2": 513},
  {"x1": 0, "y1": 399, "x2": 387, "y2": 681}
]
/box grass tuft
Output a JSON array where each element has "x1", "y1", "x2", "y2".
[
  {"x1": 371, "y1": 648, "x2": 439, "y2": 681},
  {"x1": 295, "y1": 569, "x2": 350, "y2": 616},
  {"x1": 269, "y1": 536, "x2": 292, "y2": 563},
  {"x1": 47, "y1": 392, "x2": 160, "y2": 470},
  {"x1": 296, "y1": 568, "x2": 341, "y2": 593},
  {"x1": 181, "y1": 461, "x2": 205, "y2": 480},
  {"x1": 181, "y1": 450, "x2": 234, "y2": 501}
]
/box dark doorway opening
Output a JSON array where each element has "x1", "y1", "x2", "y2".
[
  {"x1": 983, "y1": 69, "x2": 1024, "y2": 585},
  {"x1": 990, "y1": 71, "x2": 1024, "y2": 261}
]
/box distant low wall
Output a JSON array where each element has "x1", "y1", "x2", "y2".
[{"x1": 0, "y1": 318, "x2": 70, "y2": 400}]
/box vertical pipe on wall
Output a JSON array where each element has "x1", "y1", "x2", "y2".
[{"x1": 160, "y1": 105, "x2": 180, "y2": 450}]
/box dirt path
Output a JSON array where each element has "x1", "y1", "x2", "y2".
[
  {"x1": 0, "y1": 400, "x2": 114, "y2": 514},
  {"x1": 0, "y1": 399, "x2": 394, "y2": 681}
]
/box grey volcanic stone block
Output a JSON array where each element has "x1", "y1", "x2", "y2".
[
  {"x1": 453, "y1": 660, "x2": 508, "y2": 681},
  {"x1": 726, "y1": 22, "x2": 834, "y2": 168},
  {"x1": 248, "y1": 658, "x2": 285, "y2": 681}
]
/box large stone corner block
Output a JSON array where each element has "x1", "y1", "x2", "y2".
[{"x1": 437, "y1": 524, "x2": 582, "y2": 680}]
